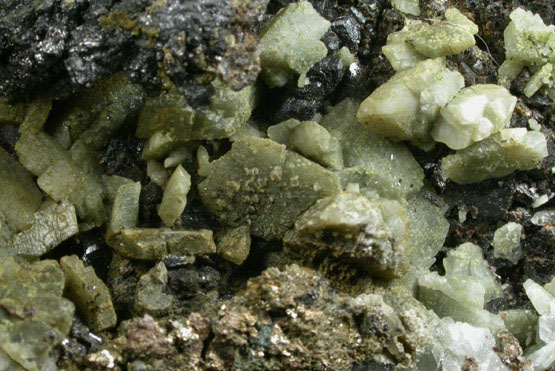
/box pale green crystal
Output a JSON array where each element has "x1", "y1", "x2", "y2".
[
  {"x1": 503, "y1": 8, "x2": 555, "y2": 69},
  {"x1": 441, "y1": 128, "x2": 548, "y2": 184},
  {"x1": 321, "y1": 99, "x2": 424, "y2": 200},
  {"x1": 524, "y1": 63, "x2": 553, "y2": 98},
  {"x1": 106, "y1": 182, "x2": 141, "y2": 242},
  {"x1": 101, "y1": 175, "x2": 135, "y2": 204},
  {"x1": 60, "y1": 255, "x2": 117, "y2": 332},
  {"x1": 523, "y1": 279, "x2": 555, "y2": 316},
  {"x1": 16, "y1": 132, "x2": 106, "y2": 226},
  {"x1": 401, "y1": 187, "x2": 449, "y2": 270},
  {"x1": 501, "y1": 309, "x2": 538, "y2": 347},
  {"x1": 164, "y1": 146, "x2": 190, "y2": 169},
  {"x1": 382, "y1": 9, "x2": 477, "y2": 71},
  {"x1": 158, "y1": 165, "x2": 191, "y2": 227},
  {"x1": 391, "y1": 0, "x2": 420, "y2": 16},
  {"x1": 146, "y1": 160, "x2": 168, "y2": 188},
  {"x1": 432, "y1": 85, "x2": 517, "y2": 150},
  {"x1": 198, "y1": 136, "x2": 340, "y2": 240},
  {"x1": 268, "y1": 119, "x2": 344, "y2": 170},
  {"x1": 493, "y1": 222, "x2": 523, "y2": 264},
  {"x1": 443, "y1": 242, "x2": 502, "y2": 301},
  {"x1": 357, "y1": 59, "x2": 464, "y2": 142},
  {"x1": 13, "y1": 202, "x2": 78, "y2": 258},
  {"x1": 417, "y1": 271, "x2": 505, "y2": 331},
  {"x1": 259, "y1": 1, "x2": 330, "y2": 88},
  {"x1": 0, "y1": 148, "x2": 42, "y2": 232},
  {"x1": 285, "y1": 191, "x2": 408, "y2": 277}
]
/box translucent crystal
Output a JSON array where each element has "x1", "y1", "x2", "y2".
[
  {"x1": 432, "y1": 85, "x2": 517, "y2": 150},
  {"x1": 259, "y1": 1, "x2": 330, "y2": 88},
  {"x1": 357, "y1": 59, "x2": 464, "y2": 142},
  {"x1": 444, "y1": 243, "x2": 502, "y2": 301},
  {"x1": 523, "y1": 279, "x2": 555, "y2": 315},
  {"x1": 493, "y1": 222, "x2": 523, "y2": 264},
  {"x1": 158, "y1": 165, "x2": 191, "y2": 227},
  {"x1": 322, "y1": 99, "x2": 425, "y2": 200},
  {"x1": 441, "y1": 128, "x2": 548, "y2": 184}
]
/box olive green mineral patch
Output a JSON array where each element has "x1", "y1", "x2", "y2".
[
  {"x1": 158, "y1": 165, "x2": 191, "y2": 227},
  {"x1": 321, "y1": 99, "x2": 424, "y2": 200},
  {"x1": 284, "y1": 191, "x2": 409, "y2": 278},
  {"x1": 135, "y1": 262, "x2": 173, "y2": 316},
  {"x1": 0, "y1": 258, "x2": 75, "y2": 371},
  {"x1": 217, "y1": 225, "x2": 251, "y2": 265},
  {"x1": 13, "y1": 201, "x2": 79, "y2": 258},
  {"x1": 113, "y1": 228, "x2": 216, "y2": 260},
  {"x1": 441, "y1": 128, "x2": 548, "y2": 184},
  {"x1": 136, "y1": 79, "x2": 256, "y2": 147},
  {"x1": 60, "y1": 255, "x2": 117, "y2": 332},
  {"x1": 0, "y1": 147, "x2": 42, "y2": 232},
  {"x1": 258, "y1": 1, "x2": 330, "y2": 88},
  {"x1": 198, "y1": 136, "x2": 341, "y2": 240}
]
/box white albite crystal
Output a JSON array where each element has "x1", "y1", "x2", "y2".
[
  {"x1": 527, "y1": 342, "x2": 555, "y2": 371},
  {"x1": 432, "y1": 85, "x2": 517, "y2": 150},
  {"x1": 523, "y1": 279, "x2": 555, "y2": 316},
  {"x1": 538, "y1": 315, "x2": 555, "y2": 343},
  {"x1": 432, "y1": 318, "x2": 508, "y2": 371},
  {"x1": 493, "y1": 222, "x2": 523, "y2": 264}
]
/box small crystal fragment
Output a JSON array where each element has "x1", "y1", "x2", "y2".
[
  {"x1": 60, "y1": 255, "x2": 117, "y2": 332},
  {"x1": 217, "y1": 225, "x2": 251, "y2": 265},
  {"x1": 158, "y1": 165, "x2": 191, "y2": 227},
  {"x1": 493, "y1": 222, "x2": 523, "y2": 264}
]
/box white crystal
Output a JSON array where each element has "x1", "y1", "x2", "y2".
[
  {"x1": 432, "y1": 85, "x2": 517, "y2": 150},
  {"x1": 538, "y1": 315, "x2": 555, "y2": 343},
  {"x1": 493, "y1": 222, "x2": 523, "y2": 264},
  {"x1": 523, "y1": 279, "x2": 555, "y2": 315}
]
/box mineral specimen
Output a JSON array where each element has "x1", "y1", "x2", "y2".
[
  {"x1": 441, "y1": 128, "x2": 549, "y2": 184},
  {"x1": 60, "y1": 255, "x2": 117, "y2": 332},
  {"x1": 493, "y1": 222, "x2": 523, "y2": 264},
  {"x1": 198, "y1": 136, "x2": 340, "y2": 240},
  {"x1": 158, "y1": 165, "x2": 191, "y2": 227},
  {"x1": 431, "y1": 85, "x2": 517, "y2": 150},
  {"x1": 135, "y1": 262, "x2": 173, "y2": 316},
  {"x1": 357, "y1": 59, "x2": 464, "y2": 143},
  {"x1": 258, "y1": 1, "x2": 330, "y2": 88},
  {"x1": 0, "y1": 258, "x2": 75, "y2": 370}
]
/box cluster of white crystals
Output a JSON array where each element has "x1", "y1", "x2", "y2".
[{"x1": 523, "y1": 278, "x2": 555, "y2": 370}]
